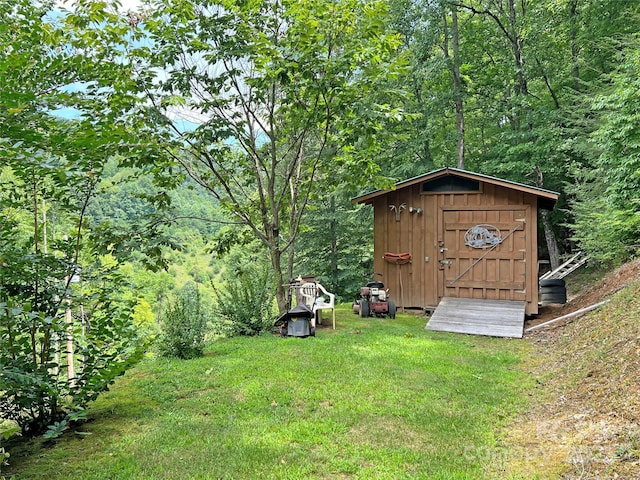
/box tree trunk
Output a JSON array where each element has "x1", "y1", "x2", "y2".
[
  {"x1": 65, "y1": 294, "x2": 75, "y2": 387},
  {"x1": 507, "y1": 0, "x2": 529, "y2": 96},
  {"x1": 569, "y1": 0, "x2": 580, "y2": 91},
  {"x1": 442, "y1": 2, "x2": 465, "y2": 168},
  {"x1": 451, "y1": 5, "x2": 465, "y2": 169},
  {"x1": 535, "y1": 166, "x2": 561, "y2": 270},
  {"x1": 541, "y1": 209, "x2": 561, "y2": 270},
  {"x1": 271, "y1": 244, "x2": 288, "y2": 312},
  {"x1": 329, "y1": 195, "x2": 339, "y2": 292}
]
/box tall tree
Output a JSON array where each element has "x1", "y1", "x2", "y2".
[
  {"x1": 388, "y1": 0, "x2": 467, "y2": 171},
  {"x1": 442, "y1": 2, "x2": 465, "y2": 168},
  {"x1": 0, "y1": 0, "x2": 170, "y2": 436},
  {"x1": 450, "y1": 0, "x2": 568, "y2": 266},
  {"x1": 122, "y1": 0, "x2": 408, "y2": 309}
]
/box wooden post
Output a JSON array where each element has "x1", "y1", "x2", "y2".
[
  {"x1": 525, "y1": 300, "x2": 610, "y2": 332},
  {"x1": 66, "y1": 278, "x2": 75, "y2": 387},
  {"x1": 63, "y1": 235, "x2": 75, "y2": 387}
]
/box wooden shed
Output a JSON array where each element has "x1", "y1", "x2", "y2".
[{"x1": 353, "y1": 167, "x2": 559, "y2": 337}]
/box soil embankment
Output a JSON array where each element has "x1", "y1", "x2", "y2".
[{"x1": 503, "y1": 259, "x2": 640, "y2": 479}]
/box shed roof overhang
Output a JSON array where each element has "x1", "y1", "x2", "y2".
[{"x1": 352, "y1": 167, "x2": 560, "y2": 210}]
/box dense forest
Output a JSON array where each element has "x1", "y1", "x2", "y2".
[{"x1": 2, "y1": 0, "x2": 640, "y2": 442}]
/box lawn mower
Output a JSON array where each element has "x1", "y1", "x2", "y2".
[
  {"x1": 352, "y1": 273, "x2": 397, "y2": 318},
  {"x1": 273, "y1": 276, "x2": 319, "y2": 337}
]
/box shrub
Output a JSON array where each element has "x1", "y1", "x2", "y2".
[
  {"x1": 0, "y1": 419, "x2": 20, "y2": 474},
  {"x1": 157, "y1": 282, "x2": 208, "y2": 359},
  {"x1": 213, "y1": 265, "x2": 275, "y2": 337},
  {"x1": 0, "y1": 243, "x2": 145, "y2": 437}
]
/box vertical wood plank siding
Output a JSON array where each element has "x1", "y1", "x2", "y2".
[{"x1": 372, "y1": 181, "x2": 541, "y2": 315}]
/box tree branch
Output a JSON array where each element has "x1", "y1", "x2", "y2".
[{"x1": 453, "y1": 1, "x2": 514, "y2": 43}]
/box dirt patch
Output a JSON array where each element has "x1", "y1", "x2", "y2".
[{"x1": 501, "y1": 259, "x2": 640, "y2": 479}]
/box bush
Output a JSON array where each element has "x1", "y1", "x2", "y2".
[
  {"x1": 157, "y1": 282, "x2": 208, "y2": 359},
  {"x1": 213, "y1": 265, "x2": 275, "y2": 337},
  {"x1": 0, "y1": 253, "x2": 145, "y2": 436},
  {"x1": 1, "y1": 419, "x2": 20, "y2": 473}
]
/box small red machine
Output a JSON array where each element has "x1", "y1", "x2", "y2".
[{"x1": 352, "y1": 274, "x2": 397, "y2": 318}]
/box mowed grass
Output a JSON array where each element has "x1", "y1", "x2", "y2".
[{"x1": 7, "y1": 309, "x2": 532, "y2": 479}]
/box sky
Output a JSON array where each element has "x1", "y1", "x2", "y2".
[
  {"x1": 50, "y1": 1, "x2": 144, "y2": 120},
  {"x1": 51, "y1": 0, "x2": 201, "y2": 132},
  {"x1": 57, "y1": 1, "x2": 142, "y2": 12},
  {"x1": 117, "y1": 0, "x2": 142, "y2": 9}
]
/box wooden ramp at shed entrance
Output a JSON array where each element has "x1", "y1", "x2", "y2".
[{"x1": 425, "y1": 297, "x2": 525, "y2": 338}]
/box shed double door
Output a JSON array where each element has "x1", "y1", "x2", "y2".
[{"x1": 437, "y1": 208, "x2": 527, "y2": 302}]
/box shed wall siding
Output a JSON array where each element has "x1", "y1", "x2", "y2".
[{"x1": 372, "y1": 181, "x2": 540, "y2": 315}]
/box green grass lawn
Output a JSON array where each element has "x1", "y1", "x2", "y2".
[{"x1": 7, "y1": 308, "x2": 532, "y2": 479}]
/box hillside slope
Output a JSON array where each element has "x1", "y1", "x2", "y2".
[{"x1": 503, "y1": 259, "x2": 640, "y2": 479}]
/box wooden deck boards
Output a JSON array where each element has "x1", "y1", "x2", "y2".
[{"x1": 425, "y1": 297, "x2": 525, "y2": 338}]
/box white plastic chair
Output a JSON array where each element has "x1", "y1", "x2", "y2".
[{"x1": 299, "y1": 282, "x2": 336, "y2": 329}]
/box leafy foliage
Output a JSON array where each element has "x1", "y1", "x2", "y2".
[
  {"x1": 294, "y1": 190, "x2": 374, "y2": 300},
  {"x1": 213, "y1": 263, "x2": 275, "y2": 337},
  {"x1": 117, "y1": 0, "x2": 410, "y2": 310},
  {"x1": 0, "y1": 245, "x2": 145, "y2": 434},
  {"x1": 157, "y1": 282, "x2": 208, "y2": 359},
  {"x1": 384, "y1": 0, "x2": 640, "y2": 265},
  {"x1": 0, "y1": 419, "x2": 20, "y2": 475},
  {"x1": 568, "y1": 34, "x2": 640, "y2": 265},
  {"x1": 0, "y1": 0, "x2": 159, "y2": 441}
]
